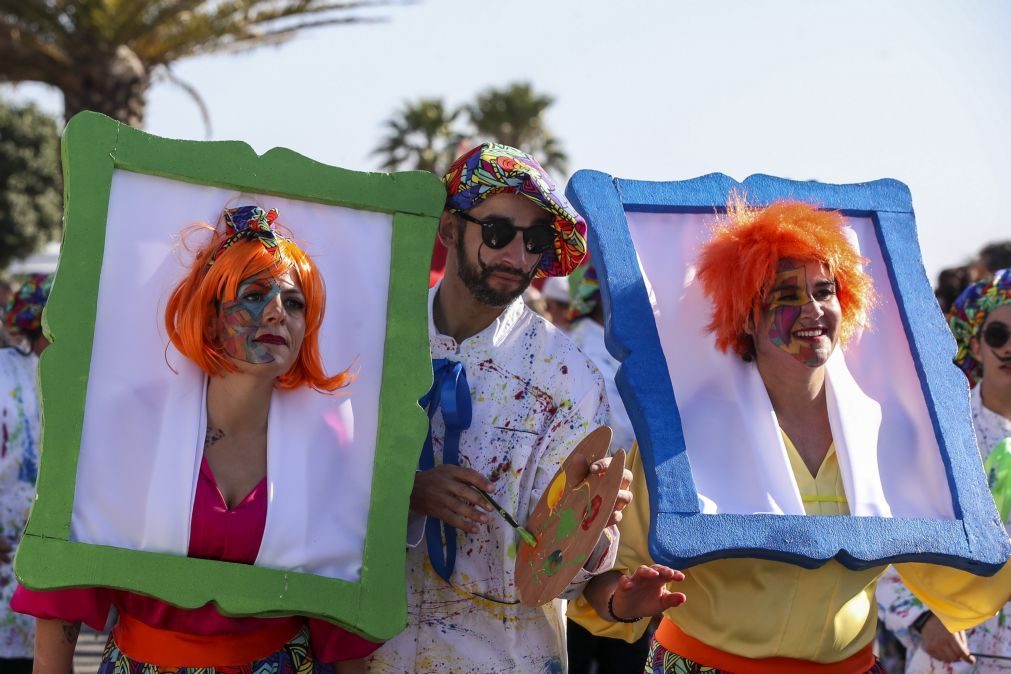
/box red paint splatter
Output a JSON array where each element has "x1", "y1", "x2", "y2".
[
  {"x1": 489, "y1": 461, "x2": 512, "y2": 483},
  {"x1": 581, "y1": 495, "x2": 603, "y2": 531},
  {"x1": 477, "y1": 359, "x2": 558, "y2": 416}
]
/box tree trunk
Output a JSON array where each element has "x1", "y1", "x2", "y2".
[{"x1": 61, "y1": 46, "x2": 150, "y2": 128}]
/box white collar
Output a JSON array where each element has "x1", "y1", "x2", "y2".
[{"x1": 428, "y1": 281, "x2": 528, "y2": 354}]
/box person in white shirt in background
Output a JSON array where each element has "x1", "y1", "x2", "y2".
[
  {"x1": 566, "y1": 264, "x2": 635, "y2": 458},
  {"x1": 366, "y1": 143, "x2": 632, "y2": 674},
  {"x1": 877, "y1": 268, "x2": 1011, "y2": 673},
  {"x1": 541, "y1": 276, "x2": 571, "y2": 333}
]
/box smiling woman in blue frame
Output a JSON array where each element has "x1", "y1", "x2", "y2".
[{"x1": 569, "y1": 198, "x2": 1011, "y2": 674}]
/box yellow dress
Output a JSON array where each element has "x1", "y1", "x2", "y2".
[{"x1": 567, "y1": 438, "x2": 1011, "y2": 664}]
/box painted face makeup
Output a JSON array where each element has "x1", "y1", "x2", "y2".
[
  {"x1": 219, "y1": 271, "x2": 304, "y2": 365},
  {"x1": 759, "y1": 259, "x2": 840, "y2": 367}
]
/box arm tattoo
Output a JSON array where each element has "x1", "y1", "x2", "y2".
[
  {"x1": 61, "y1": 621, "x2": 80, "y2": 644},
  {"x1": 204, "y1": 426, "x2": 226, "y2": 448}
]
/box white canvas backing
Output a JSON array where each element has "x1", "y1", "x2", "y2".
[
  {"x1": 625, "y1": 211, "x2": 955, "y2": 519},
  {"x1": 70, "y1": 169, "x2": 393, "y2": 582}
]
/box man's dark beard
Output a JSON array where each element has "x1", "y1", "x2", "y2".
[{"x1": 455, "y1": 236, "x2": 536, "y2": 308}]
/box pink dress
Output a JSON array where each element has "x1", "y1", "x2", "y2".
[{"x1": 12, "y1": 457, "x2": 379, "y2": 662}]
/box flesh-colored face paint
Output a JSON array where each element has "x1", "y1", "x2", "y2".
[
  {"x1": 218, "y1": 270, "x2": 304, "y2": 365},
  {"x1": 757, "y1": 259, "x2": 840, "y2": 368}
]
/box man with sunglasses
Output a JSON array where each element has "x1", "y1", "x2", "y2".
[
  {"x1": 367, "y1": 143, "x2": 630, "y2": 673},
  {"x1": 878, "y1": 269, "x2": 1011, "y2": 673}
]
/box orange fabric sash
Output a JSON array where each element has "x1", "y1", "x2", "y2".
[
  {"x1": 112, "y1": 613, "x2": 302, "y2": 667},
  {"x1": 655, "y1": 618, "x2": 876, "y2": 674}
]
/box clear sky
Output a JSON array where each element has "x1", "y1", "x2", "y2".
[{"x1": 7, "y1": 0, "x2": 1010, "y2": 281}]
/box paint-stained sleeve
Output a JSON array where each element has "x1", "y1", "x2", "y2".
[{"x1": 560, "y1": 525, "x2": 619, "y2": 599}]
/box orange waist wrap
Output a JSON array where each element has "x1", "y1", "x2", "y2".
[
  {"x1": 654, "y1": 618, "x2": 876, "y2": 674},
  {"x1": 112, "y1": 612, "x2": 302, "y2": 667}
]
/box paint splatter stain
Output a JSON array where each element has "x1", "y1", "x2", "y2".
[
  {"x1": 581, "y1": 495, "x2": 602, "y2": 531},
  {"x1": 546, "y1": 473, "x2": 566, "y2": 512},
  {"x1": 554, "y1": 508, "x2": 578, "y2": 542},
  {"x1": 489, "y1": 460, "x2": 512, "y2": 483},
  {"x1": 543, "y1": 550, "x2": 564, "y2": 576}
]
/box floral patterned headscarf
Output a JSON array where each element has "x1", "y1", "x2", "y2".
[
  {"x1": 4, "y1": 274, "x2": 53, "y2": 340},
  {"x1": 948, "y1": 268, "x2": 1011, "y2": 386},
  {"x1": 442, "y1": 143, "x2": 587, "y2": 278},
  {"x1": 208, "y1": 205, "x2": 285, "y2": 266},
  {"x1": 568, "y1": 264, "x2": 602, "y2": 321}
]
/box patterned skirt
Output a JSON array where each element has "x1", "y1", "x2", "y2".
[
  {"x1": 644, "y1": 637, "x2": 889, "y2": 674},
  {"x1": 97, "y1": 627, "x2": 335, "y2": 674}
]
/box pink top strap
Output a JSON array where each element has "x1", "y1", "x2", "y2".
[{"x1": 12, "y1": 456, "x2": 379, "y2": 661}]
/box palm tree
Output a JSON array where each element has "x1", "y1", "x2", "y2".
[
  {"x1": 465, "y1": 82, "x2": 567, "y2": 174},
  {"x1": 372, "y1": 98, "x2": 461, "y2": 174},
  {"x1": 0, "y1": 1, "x2": 389, "y2": 128}
]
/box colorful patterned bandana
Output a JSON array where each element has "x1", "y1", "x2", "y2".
[
  {"x1": 208, "y1": 205, "x2": 285, "y2": 266},
  {"x1": 568, "y1": 264, "x2": 602, "y2": 321},
  {"x1": 948, "y1": 268, "x2": 1011, "y2": 386},
  {"x1": 442, "y1": 143, "x2": 587, "y2": 278},
  {"x1": 4, "y1": 274, "x2": 53, "y2": 338}
]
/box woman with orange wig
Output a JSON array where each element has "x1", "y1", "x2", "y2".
[
  {"x1": 573, "y1": 198, "x2": 1011, "y2": 674},
  {"x1": 13, "y1": 206, "x2": 375, "y2": 673}
]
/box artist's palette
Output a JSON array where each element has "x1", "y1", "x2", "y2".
[{"x1": 516, "y1": 426, "x2": 624, "y2": 607}]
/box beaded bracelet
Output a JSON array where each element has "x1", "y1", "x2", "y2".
[{"x1": 607, "y1": 592, "x2": 643, "y2": 624}]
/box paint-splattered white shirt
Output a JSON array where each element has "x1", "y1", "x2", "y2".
[
  {"x1": 0, "y1": 348, "x2": 40, "y2": 658},
  {"x1": 876, "y1": 384, "x2": 1011, "y2": 673},
  {"x1": 368, "y1": 286, "x2": 614, "y2": 674}
]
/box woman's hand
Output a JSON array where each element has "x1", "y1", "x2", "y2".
[
  {"x1": 34, "y1": 618, "x2": 79, "y2": 674},
  {"x1": 410, "y1": 466, "x2": 493, "y2": 534},
  {"x1": 609, "y1": 564, "x2": 686, "y2": 621},
  {"x1": 920, "y1": 614, "x2": 975, "y2": 664}
]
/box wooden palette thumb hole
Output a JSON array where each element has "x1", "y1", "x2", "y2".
[{"x1": 516, "y1": 426, "x2": 624, "y2": 607}]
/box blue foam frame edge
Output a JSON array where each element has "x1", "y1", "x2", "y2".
[{"x1": 565, "y1": 170, "x2": 1010, "y2": 574}]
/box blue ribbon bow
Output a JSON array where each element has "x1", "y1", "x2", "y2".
[{"x1": 419, "y1": 358, "x2": 473, "y2": 581}]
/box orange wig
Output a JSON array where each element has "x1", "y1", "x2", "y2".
[
  {"x1": 695, "y1": 196, "x2": 875, "y2": 358},
  {"x1": 164, "y1": 225, "x2": 353, "y2": 393}
]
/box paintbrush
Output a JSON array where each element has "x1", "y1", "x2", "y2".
[
  {"x1": 472, "y1": 486, "x2": 538, "y2": 547},
  {"x1": 973, "y1": 652, "x2": 1011, "y2": 661}
]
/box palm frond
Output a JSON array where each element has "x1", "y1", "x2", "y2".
[{"x1": 0, "y1": 16, "x2": 71, "y2": 84}]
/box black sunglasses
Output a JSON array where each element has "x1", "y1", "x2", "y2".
[
  {"x1": 983, "y1": 321, "x2": 1010, "y2": 349},
  {"x1": 456, "y1": 211, "x2": 557, "y2": 254}
]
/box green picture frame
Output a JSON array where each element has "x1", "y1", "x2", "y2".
[{"x1": 13, "y1": 112, "x2": 441, "y2": 641}]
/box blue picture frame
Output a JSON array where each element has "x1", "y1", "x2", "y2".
[{"x1": 566, "y1": 170, "x2": 1010, "y2": 573}]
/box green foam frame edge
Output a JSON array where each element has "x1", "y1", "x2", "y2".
[{"x1": 14, "y1": 111, "x2": 440, "y2": 641}]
